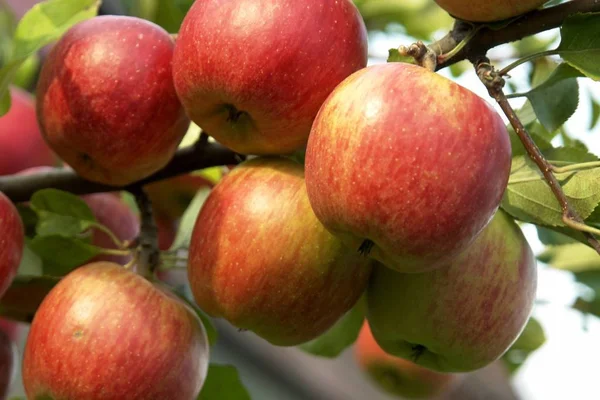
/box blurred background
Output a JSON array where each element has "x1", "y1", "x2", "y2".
[{"x1": 1, "y1": 0, "x2": 599, "y2": 399}]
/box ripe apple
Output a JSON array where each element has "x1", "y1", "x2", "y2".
[
  {"x1": 145, "y1": 174, "x2": 214, "y2": 222},
  {"x1": 366, "y1": 211, "x2": 537, "y2": 373},
  {"x1": 0, "y1": 328, "x2": 16, "y2": 399},
  {"x1": 36, "y1": 16, "x2": 189, "y2": 186},
  {"x1": 187, "y1": 157, "x2": 373, "y2": 346},
  {"x1": 356, "y1": 321, "x2": 458, "y2": 399},
  {"x1": 172, "y1": 0, "x2": 368, "y2": 155},
  {"x1": 305, "y1": 63, "x2": 511, "y2": 273},
  {"x1": 23, "y1": 261, "x2": 210, "y2": 400},
  {"x1": 434, "y1": 0, "x2": 547, "y2": 22},
  {"x1": 0, "y1": 192, "x2": 24, "y2": 298},
  {"x1": 0, "y1": 87, "x2": 57, "y2": 175}
]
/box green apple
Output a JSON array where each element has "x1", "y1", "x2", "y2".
[
  {"x1": 172, "y1": 0, "x2": 368, "y2": 155},
  {"x1": 187, "y1": 157, "x2": 373, "y2": 346},
  {"x1": 367, "y1": 211, "x2": 537, "y2": 373},
  {"x1": 305, "y1": 62, "x2": 511, "y2": 273},
  {"x1": 355, "y1": 321, "x2": 459, "y2": 399},
  {"x1": 434, "y1": 0, "x2": 547, "y2": 22}
]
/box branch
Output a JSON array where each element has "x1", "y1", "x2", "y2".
[
  {"x1": 433, "y1": 0, "x2": 600, "y2": 70},
  {"x1": 0, "y1": 141, "x2": 244, "y2": 203},
  {"x1": 133, "y1": 190, "x2": 160, "y2": 278}
]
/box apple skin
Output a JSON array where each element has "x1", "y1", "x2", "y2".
[
  {"x1": 435, "y1": 0, "x2": 547, "y2": 22},
  {"x1": 36, "y1": 16, "x2": 189, "y2": 186},
  {"x1": 0, "y1": 192, "x2": 24, "y2": 299},
  {"x1": 356, "y1": 322, "x2": 458, "y2": 399},
  {"x1": 145, "y1": 174, "x2": 214, "y2": 221},
  {"x1": 305, "y1": 63, "x2": 511, "y2": 273},
  {"x1": 0, "y1": 87, "x2": 57, "y2": 175},
  {"x1": 366, "y1": 211, "x2": 537, "y2": 373},
  {"x1": 23, "y1": 262, "x2": 210, "y2": 400},
  {"x1": 172, "y1": 0, "x2": 368, "y2": 155},
  {"x1": 187, "y1": 157, "x2": 373, "y2": 346}
]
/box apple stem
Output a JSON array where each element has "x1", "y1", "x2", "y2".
[
  {"x1": 133, "y1": 189, "x2": 160, "y2": 278},
  {"x1": 397, "y1": 41, "x2": 437, "y2": 71},
  {"x1": 475, "y1": 58, "x2": 600, "y2": 255}
]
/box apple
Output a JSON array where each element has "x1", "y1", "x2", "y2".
[
  {"x1": 355, "y1": 321, "x2": 458, "y2": 399},
  {"x1": 305, "y1": 62, "x2": 511, "y2": 273},
  {"x1": 23, "y1": 261, "x2": 210, "y2": 400},
  {"x1": 0, "y1": 192, "x2": 24, "y2": 299},
  {"x1": 187, "y1": 157, "x2": 373, "y2": 346},
  {"x1": 145, "y1": 174, "x2": 214, "y2": 221},
  {"x1": 0, "y1": 87, "x2": 57, "y2": 175},
  {"x1": 36, "y1": 16, "x2": 189, "y2": 186},
  {"x1": 172, "y1": 0, "x2": 368, "y2": 155},
  {"x1": 366, "y1": 211, "x2": 537, "y2": 373},
  {"x1": 434, "y1": 0, "x2": 547, "y2": 22},
  {"x1": 0, "y1": 328, "x2": 16, "y2": 399}
]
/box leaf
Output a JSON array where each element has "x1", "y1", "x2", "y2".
[
  {"x1": 31, "y1": 189, "x2": 96, "y2": 221},
  {"x1": 17, "y1": 204, "x2": 39, "y2": 237},
  {"x1": 299, "y1": 297, "x2": 366, "y2": 358},
  {"x1": 198, "y1": 364, "x2": 251, "y2": 400},
  {"x1": 169, "y1": 187, "x2": 211, "y2": 251},
  {"x1": 502, "y1": 317, "x2": 546, "y2": 374},
  {"x1": 29, "y1": 236, "x2": 101, "y2": 276},
  {"x1": 17, "y1": 244, "x2": 43, "y2": 277},
  {"x1": 538, "y1": 243, "x2": 600, "y2": 273},
  {"x1": 536, "y1": 226, "x2": 576, "y2": 246},
  {"x1": 590, "y1": 96, "x2": 600, "y2": 130},
  {"x1": 557, "y1": 13, "x2": 600, "y2": 80},
  {"x1": 0, "y1": 0, "x2": 100, "y2": 115},
  {"x1": 387, "y1": 49, "x2": 414, "y2": 64},
  {"x1": 524, "y1": 63, "x2": 581, "y2": 133},
  {"x1": 0, "y1": 275, "x2": 60, "y2": 323},
  {"x1": 502, "y1": 155, "x2": 600, "y2": 226},
  {"x1": 572, "y1": 271, "x2": 600, "y2": 319},
  {"x1": 543, "y1": 146, "x2": 599, "y2": 163}
]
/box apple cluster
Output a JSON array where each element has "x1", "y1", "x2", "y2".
[{"x1": 0, "y1": 0, "x2": 541, "y2": 398}]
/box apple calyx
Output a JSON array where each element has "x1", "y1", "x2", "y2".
[
  {"x1": 411, "y1": 344, "x2": 427, "y2": 362},
  {"x1": 358, "y1": 239, "x2": 375, "y2": 256},
  {"x1": 224, "y1": 104, "x2": 249, "y2": 124}
]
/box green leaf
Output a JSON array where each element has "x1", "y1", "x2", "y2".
[
  {"x1": 169, "y1": 188, "x2": 211, "y2": 251},
  {"x1": 590, "y1": 96, "x2": 600, "y2": 130},
  {"x1": 0, "y1": 0, "x2": 100, "y2": 115},
  {"x1": 543, "y1": 146, "x2": 599, "y2": 163},
  {"x1": 17, "y1": 244, "x2": 43, "y2": 277},
  {"x1": 502, "y1": 317, "x2": 546, "y2": 374},
  {"x1": 502, "y1": 155, "x2": 600, "y2": 226},
  {"x1": 0, "y1": 275, "x2": 60, "y2": 323},
  {"x1": 536, "y1": 226, "x2": 576, "y2": 246},
  {"x1": 572, "y1": 271, "x2": 600, "y2": 319},
  {"x1": 524, "y1": 63, "x2": 581, "y2": 133},
  {"x1": 538, "y1": 243, "x2": 600, "y2": 272},
  {"x1": 29, "y1": 235, "x2": 101, "y2": 276},
  {"x1": 387, "y1": 49, "x2": 414, "y2": 64},
  {"x1": 557, "y1": 13, "x2": 600, "y2": 80},
  {"x1": 17, "y1": 204, "x2": 39, "y2": 238},
  {"x1": 31, "y1": 189, "x2": 96, "y2": 221},
  {"x1": 198, "y1": 364, "x2": 251, "y2": 400},
  {"x1": 299, "y1": 297, "x2": 365, "y2": 358}
]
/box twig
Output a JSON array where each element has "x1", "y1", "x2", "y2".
[
  {"x1": 133, "y1": 189, "x2": 160, "y2": 277},
  {"x1": 0, "y1": 141, "x2": 244, "y2": 203},
  {"x1": 475, "y1": 58, "x2": 600, "y2": 255},
  {"x1": 432, "y1": 0, "x2": 600, "y2": 70}
]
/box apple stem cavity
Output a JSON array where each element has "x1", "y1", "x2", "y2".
[
  {"x1": 358, "y1": 239, "x2": 375, "y2": 257},
  {"x1": 225, "y1": 104, "x2": 249, "y2": 124},
  {"x1": 410, "y1": 344, "x2": 426, "y2": 363},
  {"x1": 134, "y1": 190, "x2": 160, "y2": 278}
]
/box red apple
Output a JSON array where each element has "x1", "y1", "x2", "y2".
[
  {"x1": 23, "y1": 262, "x2": 210, "y2": 400},
  {"x1": 188, "y1": 157, "x2": 373, "y2": 346},
  {"x1": 366, "y1": 211, "x2": 537, "y2": 373},
  {"x1": 36, "y1": 16, "x2": 189, "y2": 186},
  {"x1": 0, "y1": 192, "x2": 24, "y2": 299},
  {"x1": 172, "y1": 0, "x2": 368, "y2": 155},
  {"x1": 0, "y1": 87, "x2": 57, "y2": 175},
  {"x1": 435, "y1": 0, "x2": 547, "y2": 22},
  {"x1": 305, "y1": 63, "x2": 511, "y2": 273},
  {"x1": 356, "y1": 322, "x2": 458, "y2": 399}
]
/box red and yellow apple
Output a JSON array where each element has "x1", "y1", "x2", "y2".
[
  {"x1": 23, "y1": 262, "x2": 209, "y2": 400},
  {"x1": 188, "y1": 157, "x2": 373, "y2": 346},
  {"x1": 435, "y1": 0, "x2": 547, "y2": 22},
  {"x1": 0, "y1": 192, "x2": 24, "y2": 299},
  {"x1": 356, "y1": 322, "x2": 458, "y2": 399},
  {"x1": 172, "y1": 0, "x2": 368, "y2": 155},
  {"x1": 305, "y1": 62, "x2": 511, "y2": 273},
  {"x1": 367, "y1": 211, "x2": 537, "y2": 373},
  {"x1": 36, "y1": 16, "x2": 189, "y2": 186},
  {"x1": 0, "y1": 87, "x2": 57, "y2": 175}
]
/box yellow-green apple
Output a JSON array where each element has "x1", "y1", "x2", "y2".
[
  {"x1": 187, "y1": 157, "x2": 373, "y2": 346},
  {"x1": 0, "y1": 328, "x2": 16, "y2": 399},
  {"x1": 0, "y1": 87, "x2": 57, "y2": 175},
  {"x1": 356, "y1": 322, "x2": 458, "y2": 399},
  {"x1": 23, "y1": 261, "x2": 209, "y2": 400},
  {"x1": 0, "y1": 192, "x2": 24, "y2": 298},
  {"x1": 172, "y1": 0, "x2": 368, "y2": 155},
  {"x1": 305, "y1": 63, "x2": 511, "y2": 273},
  {"x1": 434, "y1": 0, "x2": 547, "y2": 22},
  {"x1": 36, "y1": 16, "x2": 189, "y2": 186},
  {"x1": 366, "y1": 211, "x2": 537, "y2": 373}
]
